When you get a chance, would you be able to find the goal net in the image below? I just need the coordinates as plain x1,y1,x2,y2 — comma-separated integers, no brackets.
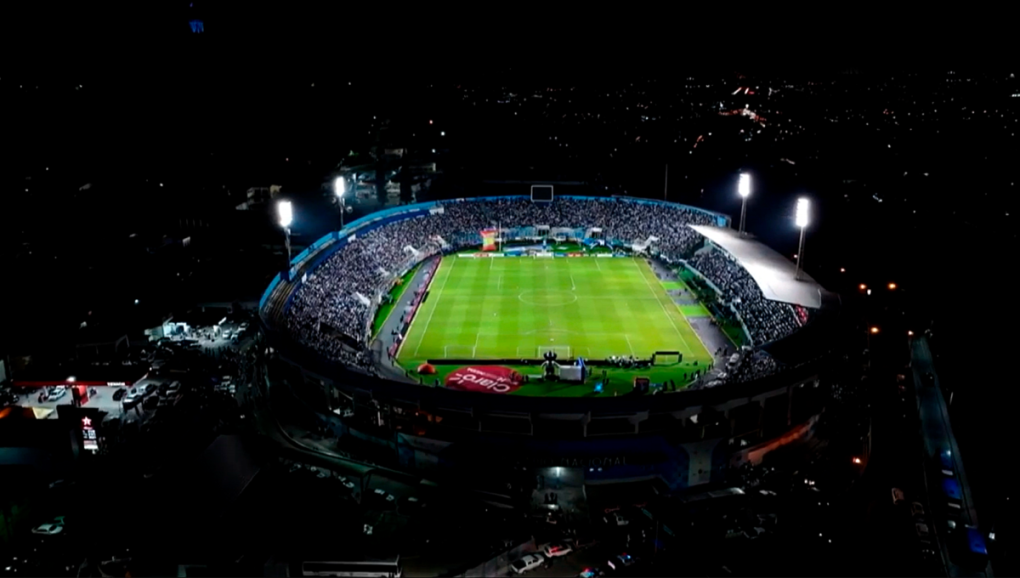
652,351,683,365
537,346,572,359
444,345,476,359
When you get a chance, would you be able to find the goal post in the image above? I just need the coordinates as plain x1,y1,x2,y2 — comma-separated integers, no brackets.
444,345,476,359
538,346,572,359
652,350,683,365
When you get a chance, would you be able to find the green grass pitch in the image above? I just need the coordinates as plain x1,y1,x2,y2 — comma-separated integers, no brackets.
396,256,714,397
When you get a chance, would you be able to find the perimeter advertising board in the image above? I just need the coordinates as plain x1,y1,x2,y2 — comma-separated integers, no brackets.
445,366,523,394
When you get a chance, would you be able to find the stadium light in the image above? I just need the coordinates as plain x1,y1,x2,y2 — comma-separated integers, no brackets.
738,173,751,235
278,200,293,273
334,176,348,230
794,197,810,280
278,200,293,228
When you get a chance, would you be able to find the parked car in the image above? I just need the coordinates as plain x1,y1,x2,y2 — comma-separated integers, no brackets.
112,388,127,401
510,554,545,574
579,568,604,578
123,390,144,408
910,502,926,518
606,553,637,571
916,523,931,540
543,543,573,558
32,519,65,536
48,386,68,401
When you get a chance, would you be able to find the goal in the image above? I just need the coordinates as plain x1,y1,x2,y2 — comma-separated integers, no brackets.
537,346,572,359
444,345,476,359
652,351,683,365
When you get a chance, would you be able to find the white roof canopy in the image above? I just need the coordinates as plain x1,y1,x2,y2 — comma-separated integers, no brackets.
689,225,825,309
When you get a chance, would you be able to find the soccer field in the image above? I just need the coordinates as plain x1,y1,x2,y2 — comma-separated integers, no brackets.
398,256,712,372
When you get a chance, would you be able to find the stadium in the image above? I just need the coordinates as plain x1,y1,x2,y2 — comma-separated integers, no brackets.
258,191,843,493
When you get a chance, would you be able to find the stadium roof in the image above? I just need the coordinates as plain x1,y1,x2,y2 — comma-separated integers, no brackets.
689,225,826,309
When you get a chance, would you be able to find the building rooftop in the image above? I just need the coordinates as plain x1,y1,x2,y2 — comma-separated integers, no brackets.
689,225,829,309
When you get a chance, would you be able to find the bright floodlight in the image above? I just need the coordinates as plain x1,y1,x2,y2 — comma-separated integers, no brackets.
334,176,345,197
278,200,293,228
796,197,810,228
738,173,751,197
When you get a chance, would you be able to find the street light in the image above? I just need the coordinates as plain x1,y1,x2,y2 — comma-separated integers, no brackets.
738,173,751,235
870,327,880,334
278,200,293,275
334,176,348,230
794,197,810,280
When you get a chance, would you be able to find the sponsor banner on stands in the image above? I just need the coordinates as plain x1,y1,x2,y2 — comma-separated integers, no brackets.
490,253,505,257
597,253,615,258
535,253,554,258
554,253,566,257
445,366,524,394
567,252,584,257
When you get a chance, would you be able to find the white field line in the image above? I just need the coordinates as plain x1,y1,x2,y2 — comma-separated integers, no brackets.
625,334,636,356
570,273,577,290
472,332,481,358
408,257,456,358
632,258,691,352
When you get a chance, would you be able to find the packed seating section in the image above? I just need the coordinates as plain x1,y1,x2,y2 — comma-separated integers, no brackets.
280,197,802,375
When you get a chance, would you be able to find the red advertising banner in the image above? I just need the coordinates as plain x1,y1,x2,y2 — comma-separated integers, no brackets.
445,366,524,394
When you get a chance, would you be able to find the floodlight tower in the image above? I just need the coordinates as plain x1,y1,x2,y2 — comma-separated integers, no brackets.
278,200,293,275
794,197,809,280
738,173,751,235
334,176,348,229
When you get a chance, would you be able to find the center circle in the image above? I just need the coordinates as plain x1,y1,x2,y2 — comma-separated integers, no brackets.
518,290,578,306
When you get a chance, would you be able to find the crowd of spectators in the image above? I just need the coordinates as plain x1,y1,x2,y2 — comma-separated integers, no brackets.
687,247,803,346
279,198,738,368
728,350,782,384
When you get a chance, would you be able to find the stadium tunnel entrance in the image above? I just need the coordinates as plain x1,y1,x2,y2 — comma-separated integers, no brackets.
532,466,588,525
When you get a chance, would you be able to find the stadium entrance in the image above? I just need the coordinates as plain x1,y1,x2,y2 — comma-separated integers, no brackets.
532,466,589,525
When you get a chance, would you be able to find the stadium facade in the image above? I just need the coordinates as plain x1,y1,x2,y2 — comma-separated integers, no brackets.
258,195,841,493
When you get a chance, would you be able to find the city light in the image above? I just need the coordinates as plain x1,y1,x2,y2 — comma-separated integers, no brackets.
859,284,867,290
840,268,846,273
738,173,751,198
870,327,880,334
888,282,897,290
908,330,914,336
67,376,76,383
852,457,862,464
795,197,810,228
278,200,293,228
334,176,345,198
